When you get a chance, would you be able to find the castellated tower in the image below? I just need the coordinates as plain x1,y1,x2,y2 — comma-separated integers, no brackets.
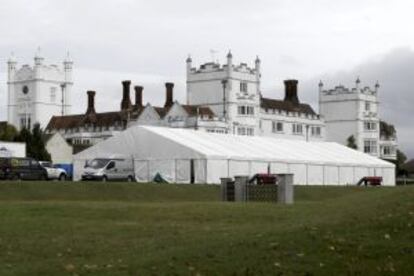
7,49,73,130
186,51,261,134
319,78,382,157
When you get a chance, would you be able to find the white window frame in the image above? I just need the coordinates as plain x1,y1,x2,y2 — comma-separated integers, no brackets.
237,105,254,116
364,121,377,131
364,140,378,154
272,121,284,133
311,126,321,137
292,123,303,135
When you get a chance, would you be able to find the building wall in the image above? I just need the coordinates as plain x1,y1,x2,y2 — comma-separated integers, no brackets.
259,111,325,141
46,133,73,164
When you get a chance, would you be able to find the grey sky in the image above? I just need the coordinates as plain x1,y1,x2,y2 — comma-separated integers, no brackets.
0,0,413,157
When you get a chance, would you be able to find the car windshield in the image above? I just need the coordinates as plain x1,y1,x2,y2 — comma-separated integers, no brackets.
40,162,52,168
85,159,110,169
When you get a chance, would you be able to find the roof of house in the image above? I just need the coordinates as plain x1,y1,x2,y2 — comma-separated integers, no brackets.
181,105,215,118
46,108,145,131
260,98,317,115
153,107,169,118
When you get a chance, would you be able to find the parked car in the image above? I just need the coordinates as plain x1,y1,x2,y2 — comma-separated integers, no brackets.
81,158,135,182
39,161,67,181
0,157,48,180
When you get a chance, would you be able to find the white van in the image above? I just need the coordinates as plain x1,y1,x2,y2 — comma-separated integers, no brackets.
81,158,135,182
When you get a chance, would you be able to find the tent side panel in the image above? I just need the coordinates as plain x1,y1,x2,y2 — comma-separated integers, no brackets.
149,160,175,183
382,167,396,186
250,162,270,175
207,159,228,184
339,167,354,185
176,160,191,183
288,164,306,185
229,160,250,177
307,165,324,185
324,166,339,185
271,162,289,174
194,159,207,184
135,160,149,182
73,159,86,181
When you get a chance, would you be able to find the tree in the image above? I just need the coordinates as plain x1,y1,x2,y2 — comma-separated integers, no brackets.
0,124,19,141
346,135,358,150
396,149,407,176
15,123,51,161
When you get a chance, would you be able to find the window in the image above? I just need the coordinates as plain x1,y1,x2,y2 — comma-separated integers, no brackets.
311,126,321,136
240,82,248,93
272,121,283,133
237,127,254,136
384,146,391,155
50,87,57,103
237,105,254,115
292,124,303,135
365,102,370,111
364,121,377,131
20,116,31,129
364,140,377,154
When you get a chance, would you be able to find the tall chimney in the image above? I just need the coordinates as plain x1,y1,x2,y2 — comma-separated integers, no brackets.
134,86,143,108
121,80,132,111
86,91,96,114
165,82,174,108
284,80,299,105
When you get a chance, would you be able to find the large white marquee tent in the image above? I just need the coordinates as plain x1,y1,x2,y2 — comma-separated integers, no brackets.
73,126,395,185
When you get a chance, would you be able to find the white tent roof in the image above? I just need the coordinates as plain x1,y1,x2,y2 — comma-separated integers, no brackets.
74,126,394,168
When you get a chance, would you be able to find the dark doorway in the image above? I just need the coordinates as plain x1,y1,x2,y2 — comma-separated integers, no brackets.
190,159,195,184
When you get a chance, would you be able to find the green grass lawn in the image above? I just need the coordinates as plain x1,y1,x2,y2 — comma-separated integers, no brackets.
0,182,413,275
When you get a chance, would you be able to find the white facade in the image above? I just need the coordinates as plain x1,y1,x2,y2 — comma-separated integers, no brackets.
319,79,397,160
259,110,325,141
0,141,26,157
7,50,73,130
187,53,325,141
45,133,73,164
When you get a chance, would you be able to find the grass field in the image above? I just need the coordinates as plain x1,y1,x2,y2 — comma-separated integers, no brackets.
0,182,413,275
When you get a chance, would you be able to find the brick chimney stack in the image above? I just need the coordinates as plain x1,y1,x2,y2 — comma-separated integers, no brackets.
134,85,143,108
164,82,174,108
86,91,96,114
284,80,299,105
121,80,132,111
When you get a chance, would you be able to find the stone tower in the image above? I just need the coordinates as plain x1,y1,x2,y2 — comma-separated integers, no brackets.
7,49,73,130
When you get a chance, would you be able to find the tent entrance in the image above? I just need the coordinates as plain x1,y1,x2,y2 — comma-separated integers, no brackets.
190,159,195,184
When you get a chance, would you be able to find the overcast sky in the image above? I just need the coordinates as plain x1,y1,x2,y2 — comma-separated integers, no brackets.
0,0,413,158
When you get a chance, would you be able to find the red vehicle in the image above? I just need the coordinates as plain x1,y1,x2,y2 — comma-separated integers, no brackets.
357,176,383,186
249,173,278,185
